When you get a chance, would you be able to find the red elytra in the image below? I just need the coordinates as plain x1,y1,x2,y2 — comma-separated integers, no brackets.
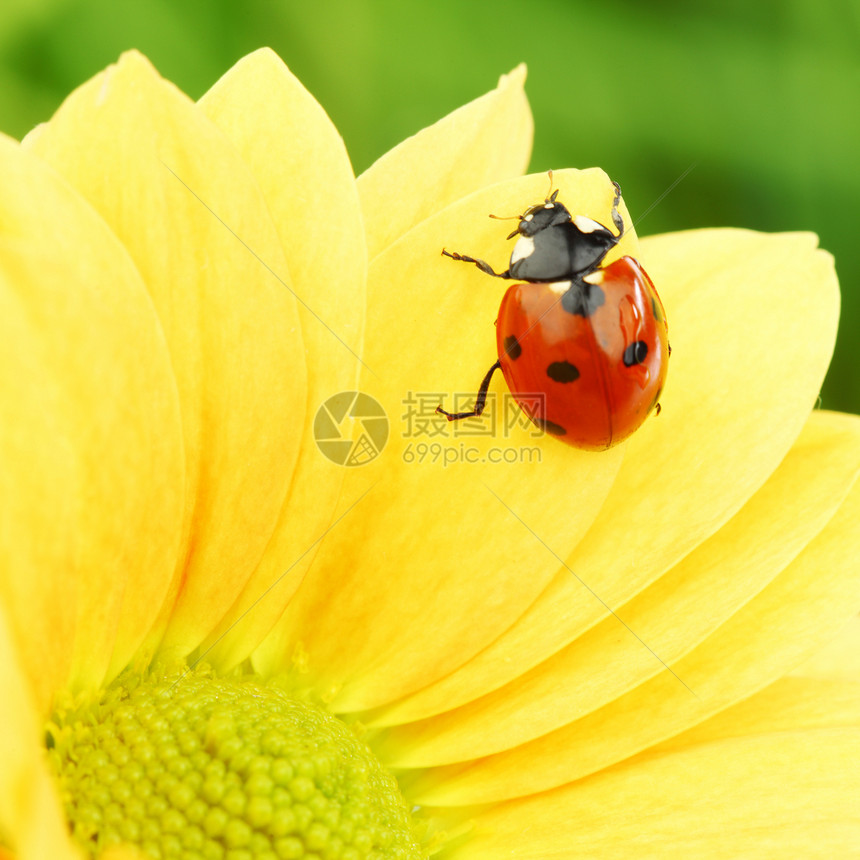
437,177,670,450
495,256,669,451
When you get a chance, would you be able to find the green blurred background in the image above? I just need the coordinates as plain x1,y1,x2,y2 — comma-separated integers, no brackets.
2,0,858,415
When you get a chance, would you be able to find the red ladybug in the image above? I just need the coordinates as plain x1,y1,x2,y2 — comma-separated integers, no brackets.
437,177,669,451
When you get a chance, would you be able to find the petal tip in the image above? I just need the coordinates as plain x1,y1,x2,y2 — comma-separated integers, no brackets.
499,63,528,89
115,49,157,74
97,50,162,99
238,46,286,73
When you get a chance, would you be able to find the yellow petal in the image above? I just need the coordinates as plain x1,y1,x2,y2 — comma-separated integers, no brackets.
357,65,532,260
411,464,860,804
650,675,860,754
26,52,308,656
260,171,630,710
450,729,860,859
196,49,366,667
375,410,860,762
0,604,79,860
380,227,840,722
0,133,183,700
790,614,860,681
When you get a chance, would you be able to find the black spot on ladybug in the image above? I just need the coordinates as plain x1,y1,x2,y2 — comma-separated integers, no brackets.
561,282,605,317
623,340,649,367
503,335,522,361
546,360,580,383
533,417,567,436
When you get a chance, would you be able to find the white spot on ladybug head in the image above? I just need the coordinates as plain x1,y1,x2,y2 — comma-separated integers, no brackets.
548,280,572,295
510,235,535,264
543,203,553,209
583,270,605,285
573,215,604,234
523,213,534,222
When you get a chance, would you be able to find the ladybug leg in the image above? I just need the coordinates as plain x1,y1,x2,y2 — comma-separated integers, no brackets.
610,180,625,237
436,360,502,421
442,249,511,279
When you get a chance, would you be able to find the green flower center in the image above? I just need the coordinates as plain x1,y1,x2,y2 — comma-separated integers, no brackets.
47,666,423,859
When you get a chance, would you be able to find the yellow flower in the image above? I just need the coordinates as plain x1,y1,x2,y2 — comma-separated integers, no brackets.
1,47,859,859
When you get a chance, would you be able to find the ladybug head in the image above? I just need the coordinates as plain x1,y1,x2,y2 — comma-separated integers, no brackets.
507,191,572,239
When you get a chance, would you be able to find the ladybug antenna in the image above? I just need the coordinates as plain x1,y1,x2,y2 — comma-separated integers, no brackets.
544,169,558,203
487,211,524,240
489,170,563,239
488,213,522,238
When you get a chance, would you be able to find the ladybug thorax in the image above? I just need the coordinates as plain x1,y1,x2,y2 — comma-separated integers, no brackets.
509,233,538,268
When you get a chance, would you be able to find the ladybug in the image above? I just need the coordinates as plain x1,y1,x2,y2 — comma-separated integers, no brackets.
436,176,669,451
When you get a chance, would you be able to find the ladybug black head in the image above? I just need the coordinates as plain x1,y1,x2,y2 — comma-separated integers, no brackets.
508,192,572,240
